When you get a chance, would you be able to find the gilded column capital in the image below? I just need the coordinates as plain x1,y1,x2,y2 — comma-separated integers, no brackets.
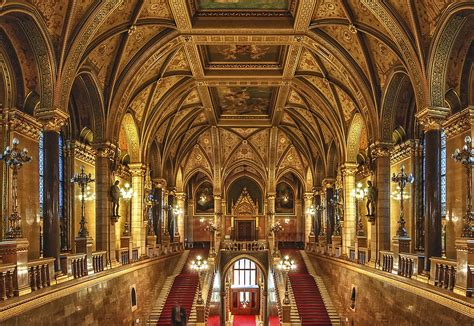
129,163,147,177
390,139,420,165
303,192,314,201
340,163,358,176
175,192,187,201
416,107,450,132
322,178,336,188
93,142,117,160
153,178,167,189
36,108,69,132
66,140,96,164
369,141,392,159
443,106,474,139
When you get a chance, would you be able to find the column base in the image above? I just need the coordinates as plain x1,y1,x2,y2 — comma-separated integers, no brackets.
75,236,94,273
392,236,411,273
454,237,474,297
0,238,31,296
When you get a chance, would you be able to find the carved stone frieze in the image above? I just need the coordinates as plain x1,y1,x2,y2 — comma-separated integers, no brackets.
442,106,474,140
1,108,42,141
67,140,97,165
369,141,392,159
390,139,420,165
93,142,117,160
416,107,450,132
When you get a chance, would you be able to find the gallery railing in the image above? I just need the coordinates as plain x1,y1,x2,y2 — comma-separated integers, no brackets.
221,240,268,251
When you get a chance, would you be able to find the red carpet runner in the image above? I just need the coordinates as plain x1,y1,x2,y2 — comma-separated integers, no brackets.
157,250,206,325
232,315,256,326
281,250,331,326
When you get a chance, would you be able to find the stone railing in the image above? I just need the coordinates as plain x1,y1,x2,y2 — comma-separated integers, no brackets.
0,264,16,300
131,247,140,262
91,251,107,273
118,248,130,265
60,253,87,279
221,240,268,251
398,253,424,278
348,246,356,262
26,258,55,291
379,251,394,273
430,257,457,291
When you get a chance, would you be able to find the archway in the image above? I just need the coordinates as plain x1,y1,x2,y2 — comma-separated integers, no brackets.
220,255,269,326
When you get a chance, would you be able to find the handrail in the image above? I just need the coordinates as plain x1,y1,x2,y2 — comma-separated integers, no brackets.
0,263,16,300
398,253,424,278
379,250,394,273
26,258,55,291
430,257,457,291
91,251,107,273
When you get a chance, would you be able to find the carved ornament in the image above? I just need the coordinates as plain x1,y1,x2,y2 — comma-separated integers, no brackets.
340,163,358,176
416,107,450,132
442,106,474,140
67,140,96,164
36,108,69,132
1,108,42,141
390,139,420,165
129,163,147,177
369,141,392,159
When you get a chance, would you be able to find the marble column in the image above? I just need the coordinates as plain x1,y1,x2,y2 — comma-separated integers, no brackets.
37,109,68,270
416,107,449,271
94,143,117,265
370,142,392,264
175,192,186,244
303,192,314,243
129,163,146,256
342,163,358,257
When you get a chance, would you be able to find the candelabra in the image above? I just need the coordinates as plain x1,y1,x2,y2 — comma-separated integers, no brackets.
0,138,32,239
120,183,133,236
278,255,296,305
391,165,413,237
351,182,366,236
191,255,208,304
329,188,343,236
71,166,95,238
452,136,474,238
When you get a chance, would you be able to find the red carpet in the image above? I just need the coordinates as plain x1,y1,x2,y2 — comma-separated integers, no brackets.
281,250,331,326
207,315,220,326
158,249,206,325
233,315,256,326
269,315,280,326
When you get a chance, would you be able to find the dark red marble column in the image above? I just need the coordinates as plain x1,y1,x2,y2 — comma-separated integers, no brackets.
326,186,335,243
42,131,60,270
423,129,442,271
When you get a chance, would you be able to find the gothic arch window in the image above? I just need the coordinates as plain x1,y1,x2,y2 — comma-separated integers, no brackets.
232,258,257,287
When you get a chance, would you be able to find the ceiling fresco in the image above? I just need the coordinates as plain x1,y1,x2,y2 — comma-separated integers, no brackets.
195,0,290,11
201,45,285,67
211,86,276,116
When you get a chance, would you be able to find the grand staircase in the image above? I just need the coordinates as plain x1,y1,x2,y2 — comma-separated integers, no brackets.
281,249,339,325
147,249,208,325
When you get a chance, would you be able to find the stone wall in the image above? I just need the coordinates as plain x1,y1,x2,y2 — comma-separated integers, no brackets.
1,253,181,325
308,254,473,325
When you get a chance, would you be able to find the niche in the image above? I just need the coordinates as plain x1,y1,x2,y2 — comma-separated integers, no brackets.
131,285,138,312
350,286,356,311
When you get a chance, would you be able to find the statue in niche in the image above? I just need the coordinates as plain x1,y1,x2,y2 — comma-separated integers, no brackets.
365,180,377,217
111,180,121,217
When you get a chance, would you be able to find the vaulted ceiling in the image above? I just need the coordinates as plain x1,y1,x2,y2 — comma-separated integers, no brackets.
2,0,473,189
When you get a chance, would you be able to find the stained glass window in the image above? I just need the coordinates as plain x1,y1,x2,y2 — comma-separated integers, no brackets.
232,259,257,287
39,132,44,216
440,130,447,217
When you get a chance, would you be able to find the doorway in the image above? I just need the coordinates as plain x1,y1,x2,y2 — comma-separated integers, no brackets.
236,221,255,241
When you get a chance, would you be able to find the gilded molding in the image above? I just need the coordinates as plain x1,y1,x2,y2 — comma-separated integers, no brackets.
390,139,419,165
0,108,42,141
442,106,474,140
93,142,117,160
369,141,392,159
340,163,358,176
36,108,69,132
129,163,147,177
66,140,96,165
416,107,450,132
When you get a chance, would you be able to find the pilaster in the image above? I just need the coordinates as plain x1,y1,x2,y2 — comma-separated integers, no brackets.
176,192,186,244
129,163,147,257
303,192,314,243
341,163,358,257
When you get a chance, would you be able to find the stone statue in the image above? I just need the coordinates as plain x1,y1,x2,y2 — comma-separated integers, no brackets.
365,180,377,216
111,180,120,217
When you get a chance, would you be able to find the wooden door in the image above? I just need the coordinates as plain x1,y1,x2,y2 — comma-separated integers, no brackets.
236,221,254,241
231,288,259,315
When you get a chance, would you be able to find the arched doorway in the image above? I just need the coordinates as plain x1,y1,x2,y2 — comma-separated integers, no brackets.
221,256,268,325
